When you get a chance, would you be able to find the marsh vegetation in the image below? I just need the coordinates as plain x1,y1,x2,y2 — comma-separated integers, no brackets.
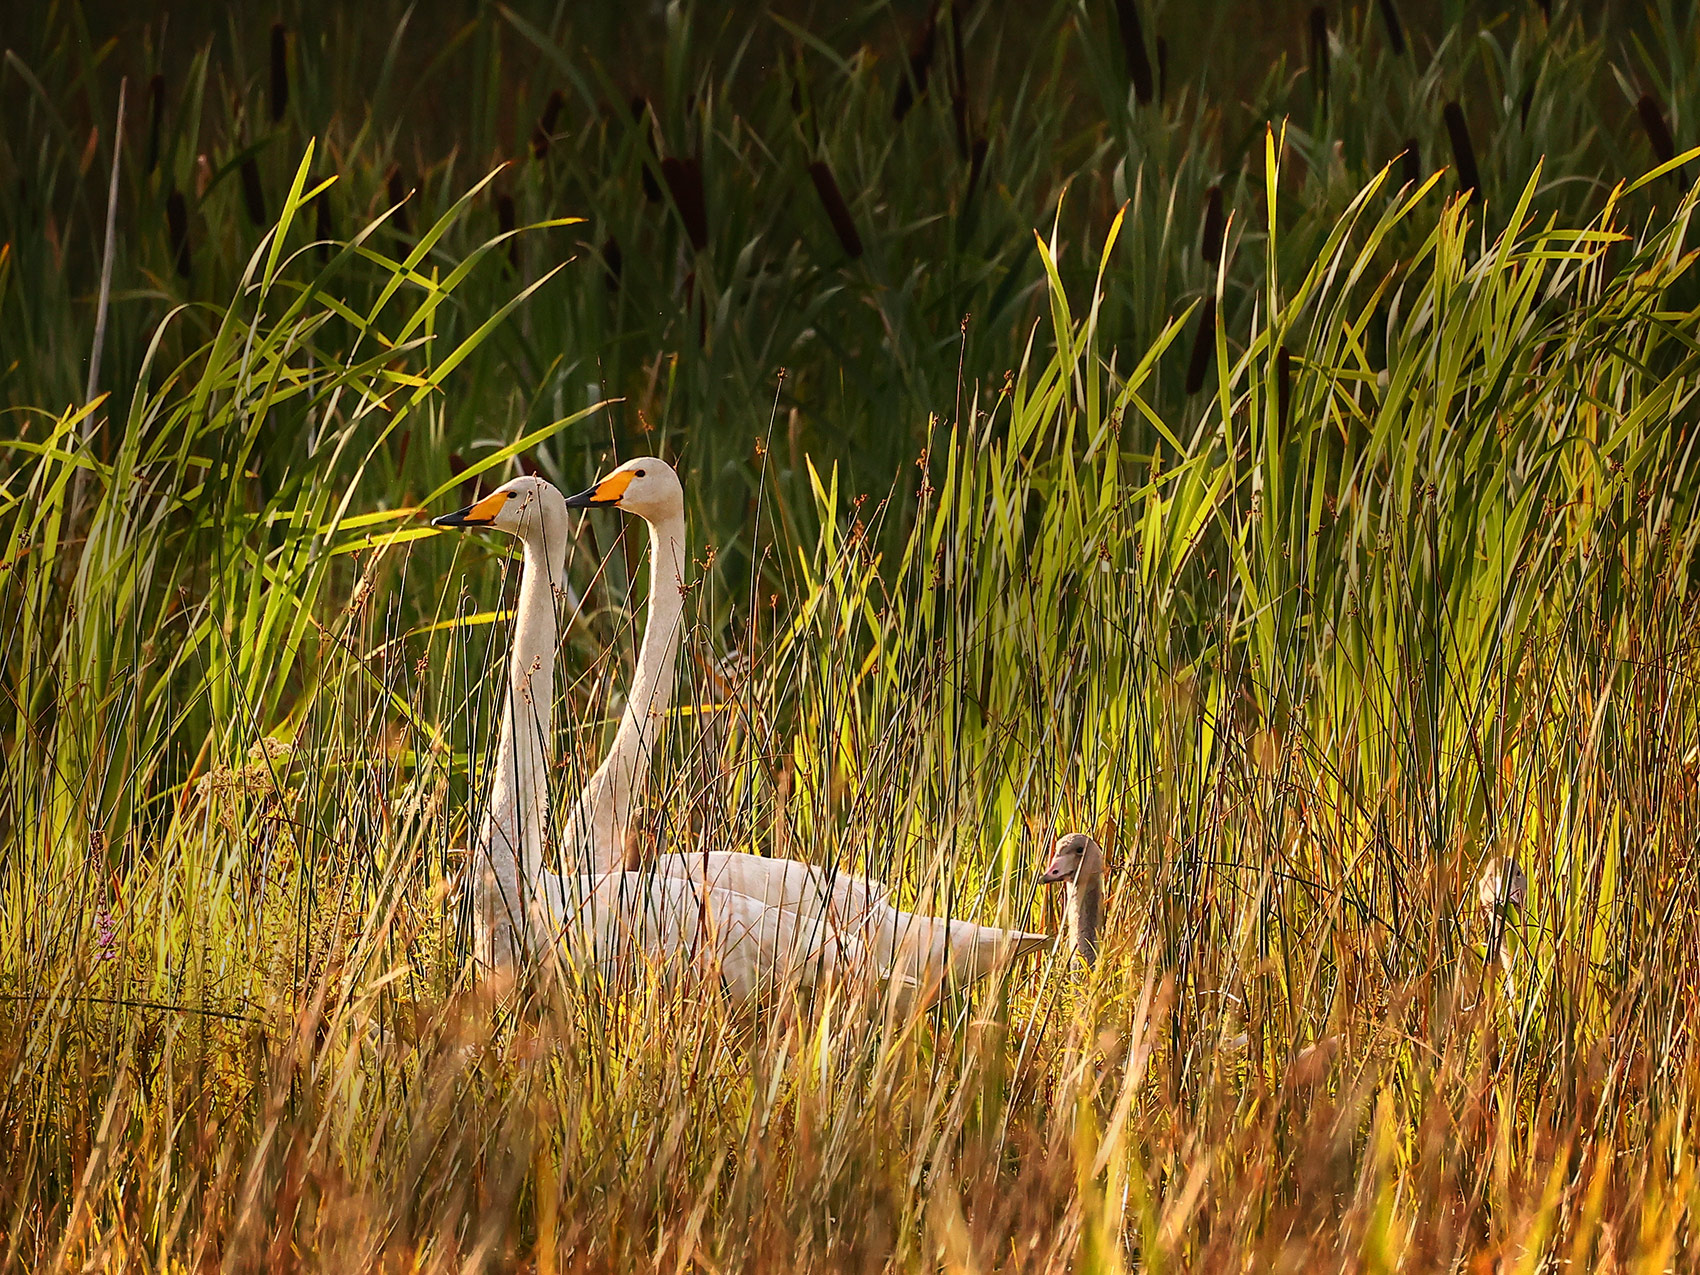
6,1,1700,1268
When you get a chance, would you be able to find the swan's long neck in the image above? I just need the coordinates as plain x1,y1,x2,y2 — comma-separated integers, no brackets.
1069,870,1102,966
574,508,687,873
478,532,566,951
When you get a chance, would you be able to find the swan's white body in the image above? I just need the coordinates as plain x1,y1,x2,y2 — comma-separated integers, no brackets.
551,870,861,1008
654,851,889,919
434,459,1048,995
656,850,1048,988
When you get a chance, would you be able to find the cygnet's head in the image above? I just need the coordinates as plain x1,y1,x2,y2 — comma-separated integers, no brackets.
1475,856,1527,916
1038,831,1104,887
562,456,683,523
432,473,570,543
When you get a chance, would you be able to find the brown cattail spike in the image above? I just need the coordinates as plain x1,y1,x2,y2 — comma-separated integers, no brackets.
1443,102,1479,202
166,188,191,278
1637,94,1681,172
601,236,622,291
240,155,267,226
495,193,517,271
387,166,411,236
661,156,708,252
146,74,165,174
1394,138,1421,188
1377,0,1406,56
1201,185,1225,265
964,136,989,214
631,98,662,202
893,10,937,121
531,90,565,159
1309,8,1329,106
949,1,971,160
269,23,288,123
1185,296,1216,395
1113,0,1154,106
808,161,863,259
314,180,332,260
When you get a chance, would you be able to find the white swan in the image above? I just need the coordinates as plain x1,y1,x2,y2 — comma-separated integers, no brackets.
432,464,686,963
432,457,1047,991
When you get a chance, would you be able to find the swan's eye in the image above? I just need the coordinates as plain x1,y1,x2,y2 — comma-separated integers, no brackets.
635,469,646,478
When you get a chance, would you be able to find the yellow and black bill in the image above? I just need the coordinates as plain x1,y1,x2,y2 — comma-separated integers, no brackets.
431,489,508,528
562,470,633,509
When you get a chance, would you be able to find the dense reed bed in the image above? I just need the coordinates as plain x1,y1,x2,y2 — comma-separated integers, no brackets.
7,1,1700,1269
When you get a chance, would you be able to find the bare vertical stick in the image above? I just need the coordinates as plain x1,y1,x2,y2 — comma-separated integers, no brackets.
76,77,126,518
86,78,127,407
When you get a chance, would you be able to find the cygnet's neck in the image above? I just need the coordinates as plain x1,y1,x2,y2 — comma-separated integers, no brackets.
1068,862,1103,967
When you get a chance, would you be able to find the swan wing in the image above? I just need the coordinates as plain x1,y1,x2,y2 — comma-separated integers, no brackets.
551,871,860,1007
654,851,890,922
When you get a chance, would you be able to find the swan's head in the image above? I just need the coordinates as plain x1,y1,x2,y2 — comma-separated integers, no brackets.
431,474,571,543
1038,832,1104,886
561,456,683,523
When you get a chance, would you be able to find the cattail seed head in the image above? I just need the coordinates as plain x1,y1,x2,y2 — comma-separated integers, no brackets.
661,156,708,252
601,236,622,291
531,89,565,159
239,155,266,226
166,187,191,278
387,165,412,236
1185,296,1217,395
1401,137,1420,187
1201,185,1225,265
1377,0,1406,56
808,161,863,259
314,176,333,260
1637,94,1681,176
269,23,288,123
893,12,937,121
1443,101,1479,202
964,136,989,214
1309,8,1330,106
495,191,517,271
146,74,165,174
1113,0,1154,107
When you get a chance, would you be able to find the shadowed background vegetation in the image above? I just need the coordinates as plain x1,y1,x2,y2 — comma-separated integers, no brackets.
6,0,1700,1270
